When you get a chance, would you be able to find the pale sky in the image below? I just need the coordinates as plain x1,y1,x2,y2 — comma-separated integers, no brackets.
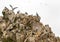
0,0,60,37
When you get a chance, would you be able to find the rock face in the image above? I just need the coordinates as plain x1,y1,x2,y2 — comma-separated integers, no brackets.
0,6,60,42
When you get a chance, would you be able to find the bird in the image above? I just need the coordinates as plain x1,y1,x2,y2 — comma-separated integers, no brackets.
17,10,20,14
25,12,28,14
10,5,18,11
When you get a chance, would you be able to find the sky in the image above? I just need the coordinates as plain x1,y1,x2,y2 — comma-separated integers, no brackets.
0,0,60,37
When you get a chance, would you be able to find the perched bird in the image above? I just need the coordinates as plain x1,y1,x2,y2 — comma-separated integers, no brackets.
36,12,41,22
25,12,28,14
17,10,20,14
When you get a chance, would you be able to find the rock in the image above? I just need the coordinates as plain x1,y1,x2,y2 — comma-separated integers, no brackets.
0,6,60,42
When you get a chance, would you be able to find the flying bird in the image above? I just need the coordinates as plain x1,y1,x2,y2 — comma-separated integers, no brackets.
10,5,18,11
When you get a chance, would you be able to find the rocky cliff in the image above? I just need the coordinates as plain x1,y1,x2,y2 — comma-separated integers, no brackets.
0,5,60,42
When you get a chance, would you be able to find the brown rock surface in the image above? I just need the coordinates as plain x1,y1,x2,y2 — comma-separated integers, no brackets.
0,5,60,42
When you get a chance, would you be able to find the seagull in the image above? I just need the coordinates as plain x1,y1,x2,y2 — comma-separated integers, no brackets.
10,5,18,11
17,10,20,14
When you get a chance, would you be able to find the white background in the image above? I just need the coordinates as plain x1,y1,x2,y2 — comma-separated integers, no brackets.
0,0,60,37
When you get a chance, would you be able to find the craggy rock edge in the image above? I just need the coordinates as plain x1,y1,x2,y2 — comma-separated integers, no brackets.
0,5,60,42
